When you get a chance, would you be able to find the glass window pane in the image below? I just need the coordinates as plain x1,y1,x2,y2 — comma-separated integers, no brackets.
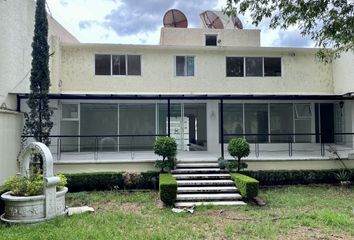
95,54,111,75
80,104,118,152
295,104,312,118
295,119,312,143
244,104,268,143
186,56,194,76
264,57,281,76
119,104,156,151
62,104,78,119
205,35,217,46
60,121,79,152
112,55,126,75
246,57,263,77
127,55,141,75
176,56,185,76
223,104,243,142
270,104,293,142
226,57,244,77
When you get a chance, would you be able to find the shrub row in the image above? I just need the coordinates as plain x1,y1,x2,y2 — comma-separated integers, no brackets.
241,169,354,186
159,173,177,206
230,173,259,199
65,171,159,192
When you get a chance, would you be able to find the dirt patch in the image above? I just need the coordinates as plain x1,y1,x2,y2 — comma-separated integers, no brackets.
279,227,353,240
92,201,142,214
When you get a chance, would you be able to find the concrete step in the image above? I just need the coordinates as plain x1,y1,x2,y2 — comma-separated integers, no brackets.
177,160,218,163
172,168,221,174
173,174,231,180
175,201,246,207
176,193,242,201
176,163,219,168
177,186,238,193
177,179,235,186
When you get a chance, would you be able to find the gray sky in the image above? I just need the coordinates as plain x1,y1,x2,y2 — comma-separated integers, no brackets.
47,0,314,47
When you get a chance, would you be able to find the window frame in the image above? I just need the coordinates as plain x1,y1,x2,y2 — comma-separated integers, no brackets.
94,54,142,76
205,34,218,46
263,57,282,77
226,56,245,77
175,55,195,77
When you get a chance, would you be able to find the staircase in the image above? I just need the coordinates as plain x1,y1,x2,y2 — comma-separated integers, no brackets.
172,160,246,207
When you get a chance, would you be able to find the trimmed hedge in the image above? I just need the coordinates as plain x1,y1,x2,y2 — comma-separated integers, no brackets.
242,169,354,186
159,173,177,206
231,173,259,199
64,171,160,192
65,172,124,192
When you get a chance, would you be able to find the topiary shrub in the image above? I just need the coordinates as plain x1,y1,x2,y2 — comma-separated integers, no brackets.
154,137,177,172
231,173,259,199
227,138,250,172
159,173,177,206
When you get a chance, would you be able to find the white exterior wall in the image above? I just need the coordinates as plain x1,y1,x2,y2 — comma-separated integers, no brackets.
160,27,260,47
333,52,354,95
0,0,35,109
0,111,22,184
57,45,333,95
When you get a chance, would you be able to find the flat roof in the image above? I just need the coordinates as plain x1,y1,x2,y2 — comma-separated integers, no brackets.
17,93,351,100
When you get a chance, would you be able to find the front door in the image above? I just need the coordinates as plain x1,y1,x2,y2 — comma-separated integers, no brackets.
320,103,334,143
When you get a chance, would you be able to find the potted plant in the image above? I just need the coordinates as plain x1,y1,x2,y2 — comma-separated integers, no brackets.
154,137,177,173
227,138,250,172
334,170,351,187
1,174,68,223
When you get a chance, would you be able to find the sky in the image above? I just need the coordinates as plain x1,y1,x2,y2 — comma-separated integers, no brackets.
46,0,315,48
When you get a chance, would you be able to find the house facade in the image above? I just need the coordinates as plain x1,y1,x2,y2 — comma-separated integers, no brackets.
1,1,354,181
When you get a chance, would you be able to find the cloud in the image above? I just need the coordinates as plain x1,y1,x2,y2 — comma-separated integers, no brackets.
100,0,220,36
273,30,314,48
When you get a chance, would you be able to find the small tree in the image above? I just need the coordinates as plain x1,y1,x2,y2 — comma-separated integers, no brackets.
154,137,177,172
23,0,53,169
228,138,250,172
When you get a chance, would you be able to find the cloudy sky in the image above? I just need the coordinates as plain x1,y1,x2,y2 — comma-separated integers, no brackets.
46,0,315,47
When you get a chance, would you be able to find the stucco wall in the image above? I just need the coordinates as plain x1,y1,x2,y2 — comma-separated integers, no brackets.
333,52,354,95
58,45,333,94
160,27,260,47
0,0,35,109
0,111,22,184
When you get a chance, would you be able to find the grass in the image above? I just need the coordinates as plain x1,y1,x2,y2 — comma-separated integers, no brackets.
1,185,353,239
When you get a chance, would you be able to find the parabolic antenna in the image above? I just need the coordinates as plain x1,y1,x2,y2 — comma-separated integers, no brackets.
232,16,243,29
163,9,188,28
200,10,224,29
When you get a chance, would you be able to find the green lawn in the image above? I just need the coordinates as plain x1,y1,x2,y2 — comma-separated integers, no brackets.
1,185,353,240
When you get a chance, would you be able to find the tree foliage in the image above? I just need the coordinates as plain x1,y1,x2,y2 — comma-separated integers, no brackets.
224,0,354,62
24,0,53,146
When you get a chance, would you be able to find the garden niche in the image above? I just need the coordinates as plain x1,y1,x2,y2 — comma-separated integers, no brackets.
1,142,67,224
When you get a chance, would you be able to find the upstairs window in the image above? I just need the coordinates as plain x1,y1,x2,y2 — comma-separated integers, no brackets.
226,57,244,77
95,54,111,75
205,35,217,46
245,57,263,77
176,56,195,76
112,55,126,75
264,57,281,76
95,54,141,76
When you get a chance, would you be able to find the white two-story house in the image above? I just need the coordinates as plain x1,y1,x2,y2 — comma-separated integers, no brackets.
1,1,354,180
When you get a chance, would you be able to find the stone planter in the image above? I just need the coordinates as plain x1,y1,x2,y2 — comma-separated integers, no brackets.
0,187,68,224
340,181,351,187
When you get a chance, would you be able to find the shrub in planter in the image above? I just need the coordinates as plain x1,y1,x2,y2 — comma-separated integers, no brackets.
154,137,177,172
159,173,177,206
3,174,67,197
227,138,250,172
230,173,259,199
335,169,352,186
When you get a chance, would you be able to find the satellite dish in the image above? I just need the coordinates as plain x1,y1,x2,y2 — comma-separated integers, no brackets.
163,9,188,28
232,16,243,29
200,10,224,29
